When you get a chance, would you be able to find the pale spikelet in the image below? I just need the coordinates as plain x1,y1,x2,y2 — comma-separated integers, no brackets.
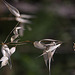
33,39,62,75
0,44,16,68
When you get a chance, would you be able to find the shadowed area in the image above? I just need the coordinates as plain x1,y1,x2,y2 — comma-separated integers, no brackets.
0,0,75,75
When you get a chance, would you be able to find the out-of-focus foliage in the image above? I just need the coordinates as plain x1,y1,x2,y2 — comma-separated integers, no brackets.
0,0,75,75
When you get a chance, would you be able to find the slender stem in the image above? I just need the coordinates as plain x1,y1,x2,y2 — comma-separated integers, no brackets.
7,43,26,46
7,40,33,45
4,22,20,43
0,17,15,21
0,40,33,46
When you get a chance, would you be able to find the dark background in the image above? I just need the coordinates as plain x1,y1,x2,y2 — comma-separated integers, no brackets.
0,0,75,75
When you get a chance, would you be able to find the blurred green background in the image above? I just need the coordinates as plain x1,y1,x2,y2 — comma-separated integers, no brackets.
0,0,75,75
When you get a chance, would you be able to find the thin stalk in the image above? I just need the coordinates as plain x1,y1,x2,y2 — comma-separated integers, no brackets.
0,17,15,21
4,22,20,43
